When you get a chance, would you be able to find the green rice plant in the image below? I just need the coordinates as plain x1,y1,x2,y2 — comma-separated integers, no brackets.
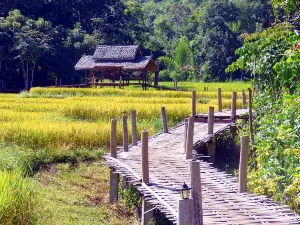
0,171,37,225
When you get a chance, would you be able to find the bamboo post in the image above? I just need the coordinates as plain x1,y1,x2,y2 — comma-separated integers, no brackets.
218,88,222,112
231,92,237,121
110,118,117,158
207,107,215,161
192,90,196,117
208,106,214,135
142,130,149,184
142,199,153,225
239,135,249,193
161,105,168,133
177,199,193,225
131,110,137,146
122,111,128,152
109,168,119,203
242,90,247,127
186,116,195,160
183,118,189,153
190,161,203,225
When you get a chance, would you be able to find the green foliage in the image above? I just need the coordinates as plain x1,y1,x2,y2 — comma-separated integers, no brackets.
0,170,38,224
248,95,300,213
227,23,300,100
120,186,142,210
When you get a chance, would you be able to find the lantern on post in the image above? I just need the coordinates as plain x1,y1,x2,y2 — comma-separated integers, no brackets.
179,182,192,199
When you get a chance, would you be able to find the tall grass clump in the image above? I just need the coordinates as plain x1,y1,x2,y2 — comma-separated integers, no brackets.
0,171,37,224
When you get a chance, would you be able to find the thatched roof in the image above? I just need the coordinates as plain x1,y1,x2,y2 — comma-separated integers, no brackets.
75,55,157,72
75,45,158,72
93,45,141,61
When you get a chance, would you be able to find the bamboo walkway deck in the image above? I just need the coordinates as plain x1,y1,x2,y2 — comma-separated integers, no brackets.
104,122,300,224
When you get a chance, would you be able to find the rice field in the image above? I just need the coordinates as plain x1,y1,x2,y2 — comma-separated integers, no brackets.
0,84,249,150
0,82,250,224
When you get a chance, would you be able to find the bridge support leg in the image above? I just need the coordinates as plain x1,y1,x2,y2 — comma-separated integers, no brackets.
177,199,193,225
218,88,222,112
231,92,237,121
190,161,203,225
208,107,215,162
192,91,196,117
242,90,247,127
186,116,195,160
161,106,168,133
239,135,249,193
123,111,129,152
109,168,119,203
141,199,153,225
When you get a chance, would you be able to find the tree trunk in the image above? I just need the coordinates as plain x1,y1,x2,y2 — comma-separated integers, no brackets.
30,60,37,89
21,59,29,90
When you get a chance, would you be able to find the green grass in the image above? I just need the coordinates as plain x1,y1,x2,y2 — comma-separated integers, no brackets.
0,171,38,225
34,162,139,225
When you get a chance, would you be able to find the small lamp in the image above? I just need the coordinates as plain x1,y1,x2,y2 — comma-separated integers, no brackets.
179,182,191,199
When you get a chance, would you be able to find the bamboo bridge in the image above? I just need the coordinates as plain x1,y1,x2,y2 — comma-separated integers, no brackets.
104,90,300,225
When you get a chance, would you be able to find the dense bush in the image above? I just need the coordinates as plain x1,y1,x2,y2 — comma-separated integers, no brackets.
248,94,300,213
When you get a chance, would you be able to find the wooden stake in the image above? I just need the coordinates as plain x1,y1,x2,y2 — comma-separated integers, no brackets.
218,88,222,112
186,116,195,160
239,135,249,193
109,168,119,203
208,107,215,161
183,118,189,153
110,118,117,158
192,90,197,117
131,110,137,146
242,90,247,127
208,106,214,135
177,199,193,225
190,161,203,225
142,199,153,225
231,92,237,120
161,106,168,133
142,130,149,184
122,111,128,152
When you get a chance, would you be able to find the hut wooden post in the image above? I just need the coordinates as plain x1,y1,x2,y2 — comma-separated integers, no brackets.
55,78,58,87
231,92,237,121
131,110,137,146
239,135,249,193
142,199,153,225
177,199,193,225
218,88,222,112
161,106,168,133
192,91,197,117
142,130,149,184
186,116,195,160
122,111,129,152
190,161,203,225
183,118,189,153
154,71,159,86
119,76,122,89
109,168,119,203
207,106,215,161
110,119,117,158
